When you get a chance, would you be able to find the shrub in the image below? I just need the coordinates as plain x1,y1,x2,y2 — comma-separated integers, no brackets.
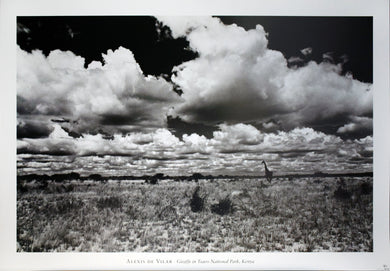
97,196,122,210
17,182,28,194
50,196,84,215
360,182,372,195
211,196,233,215
46,183,75,193
37,179,49,190
147,173,164,185
338,177,346,186
190,186,205,212
64,183,74,193
149,178,158,185
334,185,351,200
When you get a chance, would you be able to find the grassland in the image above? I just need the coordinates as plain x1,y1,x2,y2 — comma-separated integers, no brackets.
17,176,373,252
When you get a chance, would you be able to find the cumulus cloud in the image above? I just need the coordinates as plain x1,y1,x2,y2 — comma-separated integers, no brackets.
18,124,180,157
17,46,182,134
210,123,264,153
18,17,372,139
279,61,372,128
337,116,372,134
157,17,372,132
157,16,268,58
17,118,53,139
155,17,215,39
18,123,372,176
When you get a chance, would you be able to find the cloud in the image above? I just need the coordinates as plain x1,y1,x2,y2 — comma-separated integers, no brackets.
18,123,372,176
157,16,268,58
288,56,304,64
300,47,312,56
337,116,372,134
279,61,372,128
340,54,349,64
17,22,31,34
18,124,180,157
17,46,182,133
211,123,264,149
322,52,334,63
17,118,53,139
182,133,211,154
157,17,372,133
260,127,342,153
18,17,372,139
172,48,289,123
262,121,278,130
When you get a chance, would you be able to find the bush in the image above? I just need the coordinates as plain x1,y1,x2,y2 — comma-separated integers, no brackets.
149,178,158,185
334,185,351,200
190,186,205,212
46,183,75,193
17,182,28,194
211,196,234,215
50,196,84,215
37,179,49,190
360,182,372,195
97,196,122,209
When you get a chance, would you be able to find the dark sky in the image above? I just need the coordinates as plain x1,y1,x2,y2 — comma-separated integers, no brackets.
17,16,197,78
17,16,372,83
218,16,372,83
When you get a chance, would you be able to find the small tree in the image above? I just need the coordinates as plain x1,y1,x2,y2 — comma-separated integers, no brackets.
148,173,164,185
190,186,205,212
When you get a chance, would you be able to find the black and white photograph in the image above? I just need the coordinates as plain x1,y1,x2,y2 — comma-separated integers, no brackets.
16,15,375,253
1,0,389,269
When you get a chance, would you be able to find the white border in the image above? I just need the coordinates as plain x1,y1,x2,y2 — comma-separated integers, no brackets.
0,0,389,270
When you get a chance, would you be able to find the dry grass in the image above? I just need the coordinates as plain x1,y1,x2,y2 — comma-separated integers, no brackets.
17,177,372,252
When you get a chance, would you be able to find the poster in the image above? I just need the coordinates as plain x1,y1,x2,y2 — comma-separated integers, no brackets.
0,0,389,270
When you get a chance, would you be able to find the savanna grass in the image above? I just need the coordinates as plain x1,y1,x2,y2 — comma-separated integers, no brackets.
17,177,373,252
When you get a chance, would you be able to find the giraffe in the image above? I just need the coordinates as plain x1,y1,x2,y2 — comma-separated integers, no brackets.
261,160,273,183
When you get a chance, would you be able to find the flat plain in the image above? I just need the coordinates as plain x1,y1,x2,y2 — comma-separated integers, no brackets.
17,176,373,252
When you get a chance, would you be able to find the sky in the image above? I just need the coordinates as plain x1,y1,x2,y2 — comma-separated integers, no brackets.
16,16,373,176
